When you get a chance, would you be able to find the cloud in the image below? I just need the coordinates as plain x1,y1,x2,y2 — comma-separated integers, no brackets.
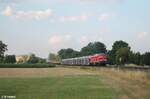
80,0,123,3
59,14,88,22
49,34,71,46
0,0,17,3
137,32,148,39
78,35,103,46
48,34,104,52
98,13,113,21
59,0,125,4
1,6,116,22
1,6,13,16
0,0,124,4
1,6,53,20
78,36,89,45
48,34,72,51
15,9,52,20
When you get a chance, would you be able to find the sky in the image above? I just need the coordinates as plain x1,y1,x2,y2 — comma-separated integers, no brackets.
0,0,150,58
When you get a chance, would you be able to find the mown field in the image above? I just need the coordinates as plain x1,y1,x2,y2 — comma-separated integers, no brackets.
0,66,150,99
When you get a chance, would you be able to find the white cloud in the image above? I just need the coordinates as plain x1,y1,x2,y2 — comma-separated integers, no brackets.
49,34,104,52
1,6,13,16
15,9,52,20
98,13,113,21
137,32,148,39
78,36,89,46
49,34,72,45
78,35,103,46
0,0,124,4
49,36,63,46
48,34,72,51
80,0,123,3
59,0,124,4
59,14,88,22
1,6,53,20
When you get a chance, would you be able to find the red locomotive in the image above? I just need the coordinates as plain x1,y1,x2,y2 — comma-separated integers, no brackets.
61,53,107,66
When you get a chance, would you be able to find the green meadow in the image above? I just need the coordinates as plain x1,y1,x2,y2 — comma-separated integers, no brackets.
0,67,149,99
0,76,119,99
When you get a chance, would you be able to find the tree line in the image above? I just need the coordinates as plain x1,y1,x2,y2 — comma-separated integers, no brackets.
56,40,150,66
0,41,46,64
0,40,150,65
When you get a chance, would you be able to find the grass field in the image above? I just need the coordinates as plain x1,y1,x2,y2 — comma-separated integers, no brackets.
0,66,150,99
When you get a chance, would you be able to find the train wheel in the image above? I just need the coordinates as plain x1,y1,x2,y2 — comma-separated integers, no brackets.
90,63,93,66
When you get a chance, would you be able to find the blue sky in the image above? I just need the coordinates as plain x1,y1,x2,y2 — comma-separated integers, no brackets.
0,0,150,58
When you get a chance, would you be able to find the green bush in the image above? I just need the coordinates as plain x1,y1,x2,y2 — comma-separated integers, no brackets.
0,63,55,68
3,55,16,63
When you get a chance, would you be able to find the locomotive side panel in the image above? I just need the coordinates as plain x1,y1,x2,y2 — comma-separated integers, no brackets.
88,54,107,65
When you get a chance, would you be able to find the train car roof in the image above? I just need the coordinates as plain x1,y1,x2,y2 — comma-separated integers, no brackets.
61,53,106,61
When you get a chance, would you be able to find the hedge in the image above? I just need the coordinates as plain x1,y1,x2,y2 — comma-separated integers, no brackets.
0,63,55,68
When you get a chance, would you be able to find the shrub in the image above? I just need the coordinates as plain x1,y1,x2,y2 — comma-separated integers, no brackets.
3,55,16,63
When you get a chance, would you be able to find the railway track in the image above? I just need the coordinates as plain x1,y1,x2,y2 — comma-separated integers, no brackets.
117,66,150,71
58,65,150,71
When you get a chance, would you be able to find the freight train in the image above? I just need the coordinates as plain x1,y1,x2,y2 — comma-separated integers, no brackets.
61,53,107,66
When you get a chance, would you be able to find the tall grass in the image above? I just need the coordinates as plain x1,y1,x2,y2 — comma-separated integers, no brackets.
82,67,150,85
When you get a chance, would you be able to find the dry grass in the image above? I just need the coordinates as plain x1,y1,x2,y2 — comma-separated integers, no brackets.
82,67,150,99
92,68,150,84
0,67,94,78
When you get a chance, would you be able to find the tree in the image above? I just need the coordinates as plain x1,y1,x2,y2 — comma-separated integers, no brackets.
27,53,39,63
142,52,150,65
15,53,46,64
48,53,60,62
128,52,142,65
116,47,130,65
134,52,141,65
107,50,114,65
58,42,106,59
112,40,130,53
80,43,93,56
128,51,135,64
80,42,106,56
16,55,29,63
0,41,7,62
38,58,46,63
108,40,130,64
3,55,16,63
58,48,80,59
